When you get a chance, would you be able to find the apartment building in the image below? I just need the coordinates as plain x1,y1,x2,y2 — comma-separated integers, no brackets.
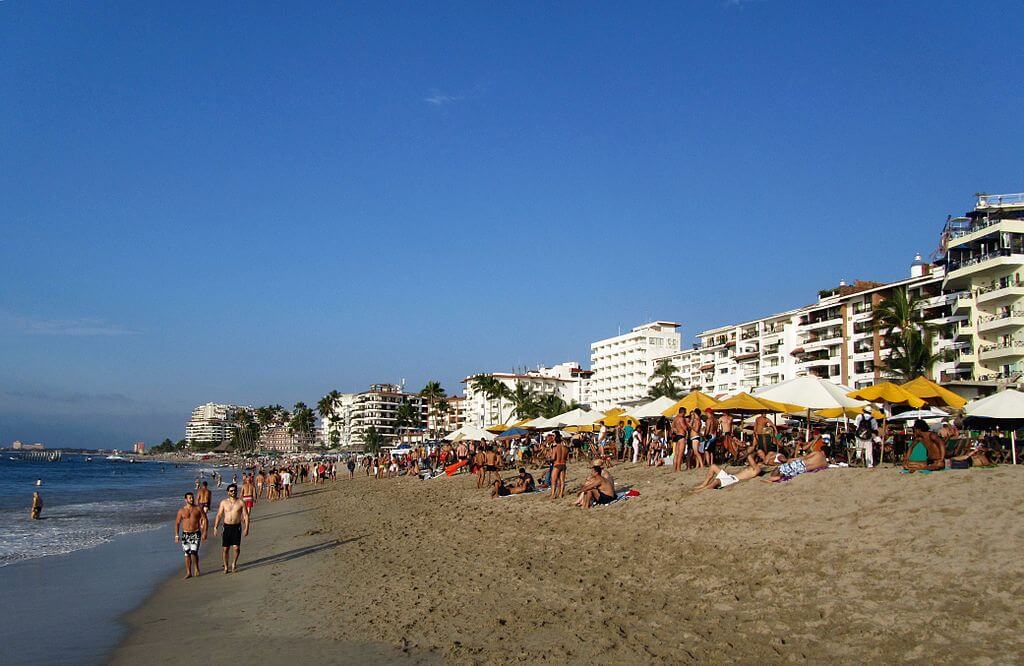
259,424,316,452
427,395,468,436
184,402,242,444
321,392,357,448
463,362,590,427
349,384,427,446
589,322,682,410
941,192,1024,386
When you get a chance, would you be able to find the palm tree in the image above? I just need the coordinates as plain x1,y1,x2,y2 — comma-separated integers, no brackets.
535,393,569,419
395,398,420,440
508,381,538,420
288,402,316,449
648,359,684,400
433,398,450,437
363,425,384,455
874,288,940,381
419,381,447,438
317,391,341,448
470,374,510,425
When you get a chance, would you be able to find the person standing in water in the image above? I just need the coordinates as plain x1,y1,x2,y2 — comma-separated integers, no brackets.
174,492,208,579
213,484,249,574
30,492,43,519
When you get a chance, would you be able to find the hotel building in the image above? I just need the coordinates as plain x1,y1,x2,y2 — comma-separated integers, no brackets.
349,384,428,447
589,322,682,410
185,402,243,445
941,192,1024,386
463,362,592,427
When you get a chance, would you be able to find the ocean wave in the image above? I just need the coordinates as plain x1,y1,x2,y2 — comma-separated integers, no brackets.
0,496,180,566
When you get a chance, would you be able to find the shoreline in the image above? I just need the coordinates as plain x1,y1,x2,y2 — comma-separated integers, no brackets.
112,463,1024,663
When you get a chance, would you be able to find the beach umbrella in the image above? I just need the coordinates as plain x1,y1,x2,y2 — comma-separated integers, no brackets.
497,426,530,438
899,376,968,409
444,425,496,442
846,382,926,408
886,407,950,422
599,412,639,427
625,396,678,420
756,376,867,439
964,389,1024,464
712,392,802,414
661,391,719,417
816,406,884,419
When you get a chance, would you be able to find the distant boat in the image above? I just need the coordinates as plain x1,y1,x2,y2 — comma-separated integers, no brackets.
106,455,127,461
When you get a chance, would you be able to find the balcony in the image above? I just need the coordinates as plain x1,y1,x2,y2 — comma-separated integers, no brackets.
800,316,843,331
979,340,1024,361
953,295,974,312
946,248,1024,283
977,311,1024,333
954,321,975,339
977,280,1024,305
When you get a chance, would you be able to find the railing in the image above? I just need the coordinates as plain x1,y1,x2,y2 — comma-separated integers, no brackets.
978,310,1024,324
977,279,1024,294
948,248,1020,272
979,340,1024,353
977,192,1024,208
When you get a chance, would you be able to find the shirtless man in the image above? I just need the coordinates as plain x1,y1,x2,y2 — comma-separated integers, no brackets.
688,409,704,469
30,492,43,520
753,412,776,453
197,481,212,515
575,460,616,508
213,484,249,573
456,441,469,468
483,446,502,486
694,460,764,491
703,410,721,466
509,467,536,494
241,474,256,514
490,478,511,498
764,450,828,482
255,470,265,499
550,435,570,500
671,408,688,472
174,492,208,579
473,448,487,489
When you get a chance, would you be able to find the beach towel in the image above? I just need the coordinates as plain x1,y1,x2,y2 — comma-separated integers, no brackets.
596,490,638,507
498,489,541,498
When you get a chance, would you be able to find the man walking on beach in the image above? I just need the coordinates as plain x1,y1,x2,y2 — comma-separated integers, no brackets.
174,492,208,579
213,484,250,574
197,481,212,514
671,408,687,472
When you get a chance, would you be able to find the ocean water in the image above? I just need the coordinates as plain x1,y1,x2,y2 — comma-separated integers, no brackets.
0,453,215,565
0,453,237,665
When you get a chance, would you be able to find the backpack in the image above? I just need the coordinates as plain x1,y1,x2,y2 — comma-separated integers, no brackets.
855,416,876,440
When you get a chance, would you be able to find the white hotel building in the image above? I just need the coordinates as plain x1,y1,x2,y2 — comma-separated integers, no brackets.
185,402,243,444
588,321,682,410
463,361,593,427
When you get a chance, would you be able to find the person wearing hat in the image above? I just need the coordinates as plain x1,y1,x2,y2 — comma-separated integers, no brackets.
574,460,616,508
853,405,879,468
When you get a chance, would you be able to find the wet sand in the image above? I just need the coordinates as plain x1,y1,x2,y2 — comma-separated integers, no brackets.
115,463,1024,663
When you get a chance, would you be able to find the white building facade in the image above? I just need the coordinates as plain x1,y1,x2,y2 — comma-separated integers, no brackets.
589,321,682,410
185,402,242,444
462,362,590,428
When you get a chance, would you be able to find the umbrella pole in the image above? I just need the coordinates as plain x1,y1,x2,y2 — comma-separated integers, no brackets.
806,408,811,442
1013,430,1018,466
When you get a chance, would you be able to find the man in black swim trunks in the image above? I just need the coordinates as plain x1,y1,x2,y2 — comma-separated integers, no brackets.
213,484,249,573
575,460,616,508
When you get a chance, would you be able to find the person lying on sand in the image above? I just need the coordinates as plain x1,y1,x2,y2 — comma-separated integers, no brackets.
490,478,511,498
694,461,764,491
508,468,535,494
949,440,995,468
763,450,828,482
749,449,787,468
574,460,616,508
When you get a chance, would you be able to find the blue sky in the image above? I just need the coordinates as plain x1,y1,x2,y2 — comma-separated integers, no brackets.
2,2,1022,448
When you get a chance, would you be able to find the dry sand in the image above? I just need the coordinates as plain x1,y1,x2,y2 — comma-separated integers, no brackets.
114,463,1024,664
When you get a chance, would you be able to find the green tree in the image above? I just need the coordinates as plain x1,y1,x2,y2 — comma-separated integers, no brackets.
470,374,512,424
508,381,539,419
317,391,341,448
395,398,420,438
873,288,940,381
535,393,569,419
419,381,447,437
648,358,684,400
230,409,260,452
288,402,316,447
363,425,384,454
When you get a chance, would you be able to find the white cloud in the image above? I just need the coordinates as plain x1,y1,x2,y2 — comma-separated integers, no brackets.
3,311,140,336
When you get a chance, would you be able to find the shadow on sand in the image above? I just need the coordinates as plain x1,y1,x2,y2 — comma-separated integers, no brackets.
239,535,363,571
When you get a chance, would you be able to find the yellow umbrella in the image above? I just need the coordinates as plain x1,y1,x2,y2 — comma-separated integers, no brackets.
600,413,638,427
485,418,531,433
661,391,720,416
846,382,926,408
712,392,803,414
900,376,968,409
816,406,885,419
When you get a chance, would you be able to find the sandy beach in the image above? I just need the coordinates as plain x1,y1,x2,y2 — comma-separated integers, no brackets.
114,463,1024,663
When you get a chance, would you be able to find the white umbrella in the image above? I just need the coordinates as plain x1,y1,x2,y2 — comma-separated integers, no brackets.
887,407,949,422
964,389,1024,464
756,376,867,439
443,425,496,442
626,396,678,420
549,407,593,428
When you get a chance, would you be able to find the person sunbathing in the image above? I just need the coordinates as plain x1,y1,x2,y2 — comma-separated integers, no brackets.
764,450,828,482
749,449,787,468
508,468,536,494
694,461,764,491
904,420,946,472
574,461,616,508
950,441,995,468
490,478,511,498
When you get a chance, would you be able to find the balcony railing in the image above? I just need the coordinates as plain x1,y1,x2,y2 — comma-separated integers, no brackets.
979,340,1024,353
948,248,1022,272
977,192,1024,208
978,310,1024,323
977,279,1024,294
